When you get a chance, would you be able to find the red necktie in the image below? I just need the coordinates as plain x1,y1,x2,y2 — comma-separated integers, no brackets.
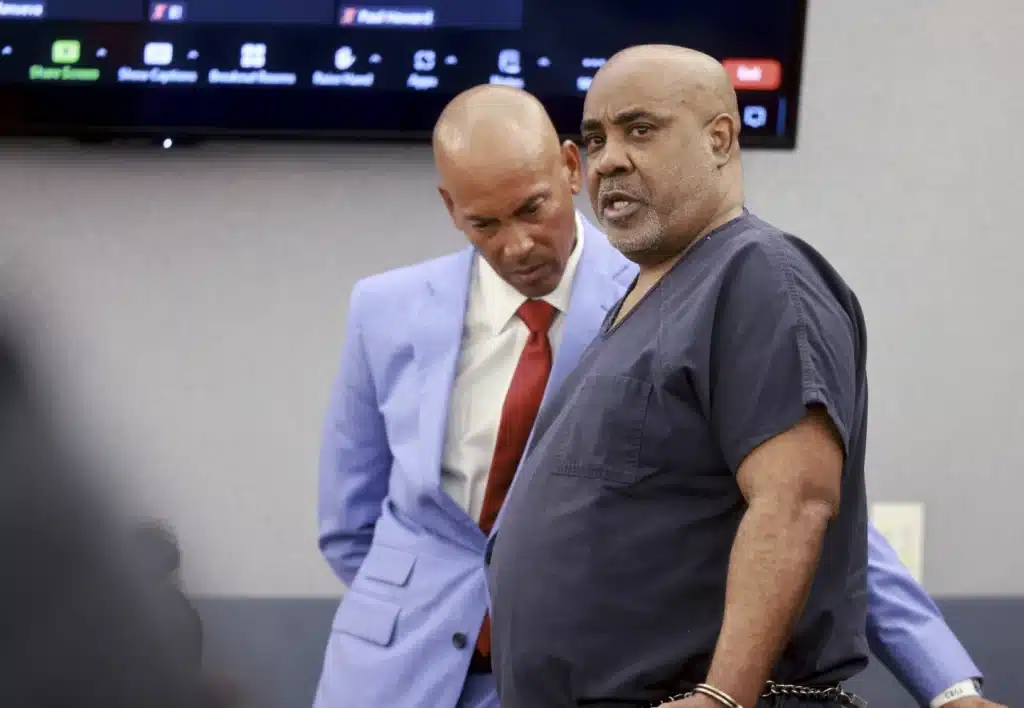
473,299,556,661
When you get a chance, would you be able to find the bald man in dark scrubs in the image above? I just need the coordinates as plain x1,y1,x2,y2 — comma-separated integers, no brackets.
487,45,869,708
317,84,997,708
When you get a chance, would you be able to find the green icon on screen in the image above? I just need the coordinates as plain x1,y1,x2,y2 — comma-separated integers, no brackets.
51,40,81,64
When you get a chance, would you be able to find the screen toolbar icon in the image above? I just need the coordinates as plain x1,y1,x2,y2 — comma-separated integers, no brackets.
498,49,520,75
144,42,173,66
413,49,435,72
334,47,356,71
742,105,768,128
240,43,266,69
52,40,80,65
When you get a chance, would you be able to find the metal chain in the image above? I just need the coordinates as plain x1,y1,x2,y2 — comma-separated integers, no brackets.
764,681,866,707
653,681,866,707
654,691,695,705
765,680,841,700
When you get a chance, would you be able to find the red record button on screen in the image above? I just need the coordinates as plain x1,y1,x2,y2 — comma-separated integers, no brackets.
722,58,782,90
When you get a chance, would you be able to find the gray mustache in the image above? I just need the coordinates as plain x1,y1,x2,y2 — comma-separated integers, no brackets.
598,185,646,202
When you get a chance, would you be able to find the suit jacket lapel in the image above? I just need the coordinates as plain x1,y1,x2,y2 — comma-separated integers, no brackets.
414,248,474,492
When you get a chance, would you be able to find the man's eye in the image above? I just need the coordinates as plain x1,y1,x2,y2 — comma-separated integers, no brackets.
630,124,652,137
583,136,604,150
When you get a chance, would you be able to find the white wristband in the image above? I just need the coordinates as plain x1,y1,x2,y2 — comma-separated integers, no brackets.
930,679,981,707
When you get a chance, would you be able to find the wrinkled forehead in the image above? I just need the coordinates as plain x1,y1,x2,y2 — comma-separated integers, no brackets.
582,62,684,127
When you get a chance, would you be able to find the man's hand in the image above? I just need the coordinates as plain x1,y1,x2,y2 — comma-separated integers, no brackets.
947,699,1007,708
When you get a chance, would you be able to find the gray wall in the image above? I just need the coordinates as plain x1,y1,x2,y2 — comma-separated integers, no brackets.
0,0,1021,705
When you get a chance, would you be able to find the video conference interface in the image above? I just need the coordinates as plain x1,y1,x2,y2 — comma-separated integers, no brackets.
0,28,789,135
0,0,521,27
0,0,802,143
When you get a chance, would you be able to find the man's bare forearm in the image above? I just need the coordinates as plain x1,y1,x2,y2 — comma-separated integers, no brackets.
704,498,833,706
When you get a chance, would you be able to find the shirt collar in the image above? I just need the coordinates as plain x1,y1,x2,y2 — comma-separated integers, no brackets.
476,211,585,333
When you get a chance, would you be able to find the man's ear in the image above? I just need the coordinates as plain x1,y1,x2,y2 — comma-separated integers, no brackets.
561,139,583,195
708,113,739,167
438,186,458,225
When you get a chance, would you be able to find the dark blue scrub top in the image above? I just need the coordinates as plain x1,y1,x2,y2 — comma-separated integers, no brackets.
487,212,871,708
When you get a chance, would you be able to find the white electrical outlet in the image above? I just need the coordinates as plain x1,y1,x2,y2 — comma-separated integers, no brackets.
870,502,925,583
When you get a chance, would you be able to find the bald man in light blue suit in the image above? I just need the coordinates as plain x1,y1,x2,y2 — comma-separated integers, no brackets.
312,85,989,708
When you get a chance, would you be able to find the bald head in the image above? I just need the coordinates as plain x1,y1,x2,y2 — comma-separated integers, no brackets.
432,85,584,298
594,45,739,142
580,44,745,267
433,85,561,175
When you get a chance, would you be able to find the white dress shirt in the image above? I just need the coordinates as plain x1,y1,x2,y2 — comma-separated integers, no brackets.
440,212,585,521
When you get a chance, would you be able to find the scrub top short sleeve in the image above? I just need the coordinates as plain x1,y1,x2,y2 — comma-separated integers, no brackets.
709,241,861,474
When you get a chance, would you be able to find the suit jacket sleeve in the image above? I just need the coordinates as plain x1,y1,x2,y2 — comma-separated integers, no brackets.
317,282,393,587
865,522,981,703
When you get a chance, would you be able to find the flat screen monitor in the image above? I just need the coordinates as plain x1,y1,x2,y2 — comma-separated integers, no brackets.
0,0,807,147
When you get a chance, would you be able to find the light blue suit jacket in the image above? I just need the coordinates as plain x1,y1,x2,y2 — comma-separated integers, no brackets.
314,219,979,708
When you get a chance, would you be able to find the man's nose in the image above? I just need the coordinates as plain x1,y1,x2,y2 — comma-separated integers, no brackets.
592,140,632,176
504,226,535,259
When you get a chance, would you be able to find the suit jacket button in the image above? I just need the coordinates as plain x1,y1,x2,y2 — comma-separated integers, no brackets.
452,632,468,649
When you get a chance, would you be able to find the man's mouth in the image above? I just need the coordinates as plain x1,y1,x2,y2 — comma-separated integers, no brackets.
513,263,548,282
599,190,643,221
514,263,543,275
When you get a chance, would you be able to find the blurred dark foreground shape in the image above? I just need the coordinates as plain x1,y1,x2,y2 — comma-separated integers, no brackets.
0,310,245,707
